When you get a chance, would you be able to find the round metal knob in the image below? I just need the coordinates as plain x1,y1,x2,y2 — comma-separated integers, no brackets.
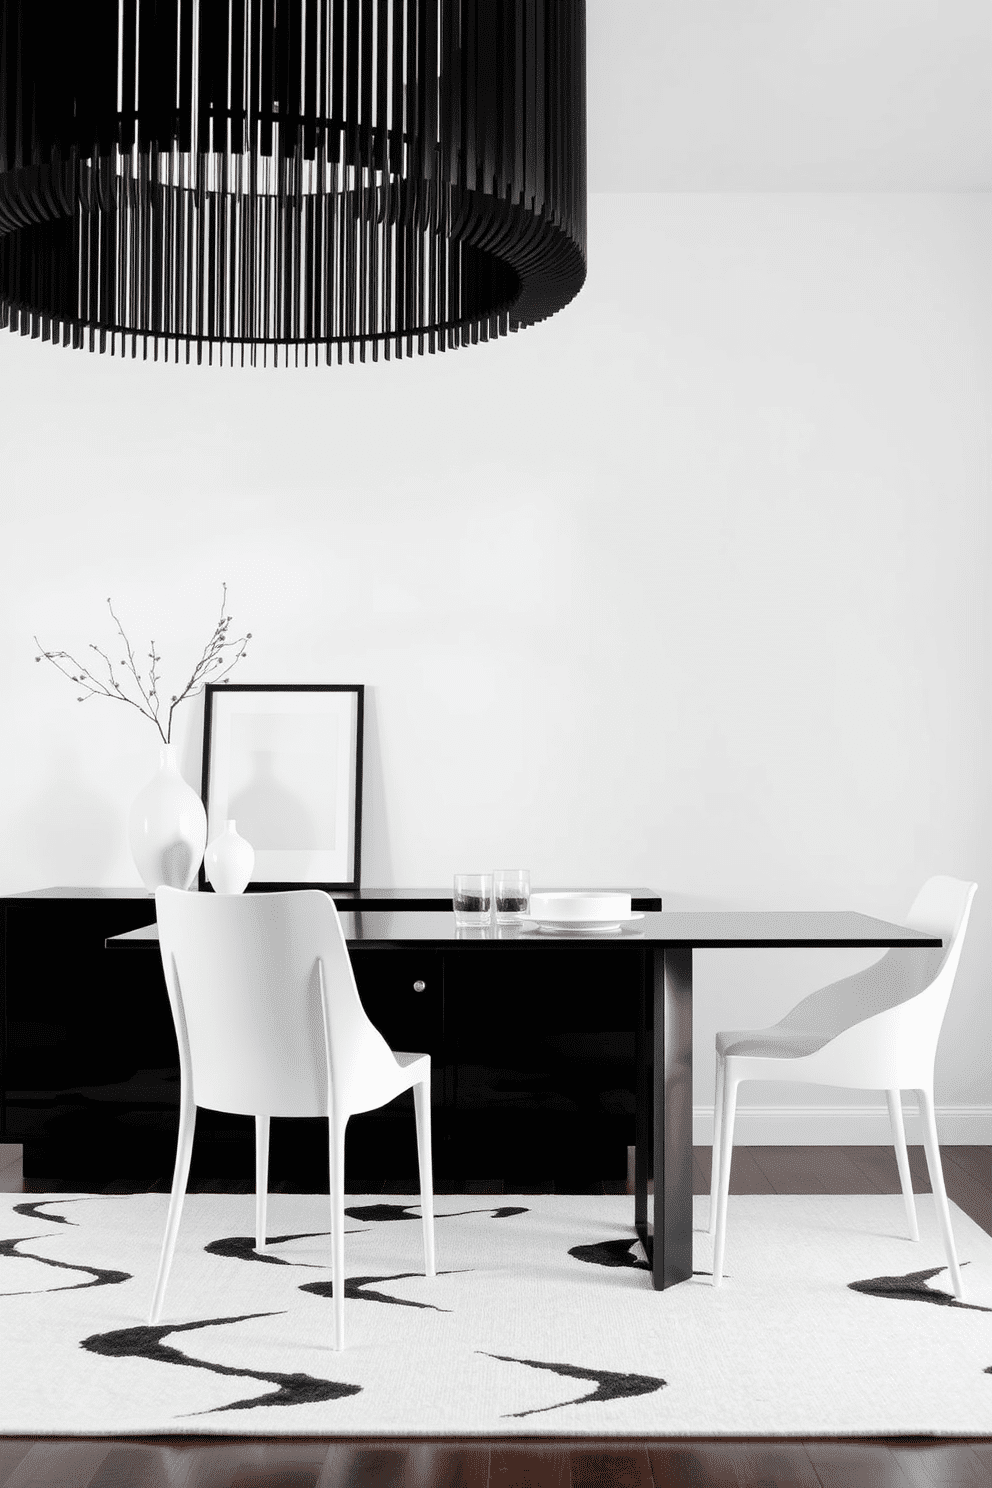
413,980,426,993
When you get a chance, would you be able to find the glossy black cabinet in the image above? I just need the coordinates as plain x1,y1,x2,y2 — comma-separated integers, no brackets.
1,887,660,1186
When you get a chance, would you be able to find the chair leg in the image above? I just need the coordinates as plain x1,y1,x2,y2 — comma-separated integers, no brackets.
709,1054,725,1236
885,1089,919,1242
917,1086,964,1300
255,1116,270,1251
712,1068,740,1287
413,1078,436,1278
149,1095,196,1324
328,1113,347,1350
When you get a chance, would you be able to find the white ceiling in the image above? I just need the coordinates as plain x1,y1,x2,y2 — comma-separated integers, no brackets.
587,0,992,191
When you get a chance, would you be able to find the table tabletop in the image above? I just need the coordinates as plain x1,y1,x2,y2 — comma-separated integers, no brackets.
106,909,942,951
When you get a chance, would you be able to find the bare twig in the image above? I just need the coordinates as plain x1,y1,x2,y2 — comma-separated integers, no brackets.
34,586,251,743
106,598,160,726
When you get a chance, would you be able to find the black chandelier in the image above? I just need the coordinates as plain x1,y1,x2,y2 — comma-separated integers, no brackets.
0,1,585,365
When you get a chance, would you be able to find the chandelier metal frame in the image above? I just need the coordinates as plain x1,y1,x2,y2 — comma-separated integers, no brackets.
0,0,586,364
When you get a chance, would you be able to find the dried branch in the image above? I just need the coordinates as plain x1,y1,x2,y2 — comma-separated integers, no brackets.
106,598,161,726
34,586,251,744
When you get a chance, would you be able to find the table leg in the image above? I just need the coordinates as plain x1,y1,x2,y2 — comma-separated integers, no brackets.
635,947,694,1289
634,949,652,1242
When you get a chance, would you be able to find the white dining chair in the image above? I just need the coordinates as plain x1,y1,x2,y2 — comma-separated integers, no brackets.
150,886,435,1348
709,876,977,1295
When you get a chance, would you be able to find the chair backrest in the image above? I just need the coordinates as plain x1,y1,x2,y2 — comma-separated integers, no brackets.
903,874,976,953
775,876,977,1045
154,887,398,1118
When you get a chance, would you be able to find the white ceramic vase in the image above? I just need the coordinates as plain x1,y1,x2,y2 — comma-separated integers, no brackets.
204,819,255,895
128,744,207,891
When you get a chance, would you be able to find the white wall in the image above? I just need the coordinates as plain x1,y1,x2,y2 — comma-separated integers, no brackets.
2,192,989,1141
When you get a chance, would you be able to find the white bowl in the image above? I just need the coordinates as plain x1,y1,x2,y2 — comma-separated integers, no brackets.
529,891,632,922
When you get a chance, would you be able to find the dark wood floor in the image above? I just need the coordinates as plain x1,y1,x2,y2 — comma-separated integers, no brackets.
1,1145,989,1488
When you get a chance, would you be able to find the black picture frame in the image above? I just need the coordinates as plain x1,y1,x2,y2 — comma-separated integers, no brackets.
199,683,364,891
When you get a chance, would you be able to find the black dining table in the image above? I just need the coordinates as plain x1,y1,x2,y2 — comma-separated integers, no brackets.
108,907,942,1291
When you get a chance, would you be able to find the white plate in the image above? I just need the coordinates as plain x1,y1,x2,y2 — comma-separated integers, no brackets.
527,911,645,934
529,891,632,920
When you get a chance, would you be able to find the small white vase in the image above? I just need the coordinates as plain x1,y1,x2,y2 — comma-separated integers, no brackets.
128,744,207,891
204,819,255,895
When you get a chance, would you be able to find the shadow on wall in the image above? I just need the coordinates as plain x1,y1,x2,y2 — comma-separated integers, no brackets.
359,688,393,886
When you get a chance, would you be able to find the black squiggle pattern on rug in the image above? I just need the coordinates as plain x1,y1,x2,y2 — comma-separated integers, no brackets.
205,1231,364,1267
849,1264,991,1312
344,1203,528,1222
13,1200,78,1226
570,1237,649,1269
480,1352,666,1418
0,1235,130,1295
81,1313,361,1414
567,1237,717,1277
301,1272,456,1310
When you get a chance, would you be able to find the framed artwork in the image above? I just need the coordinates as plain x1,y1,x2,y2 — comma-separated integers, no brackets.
200,683,364,890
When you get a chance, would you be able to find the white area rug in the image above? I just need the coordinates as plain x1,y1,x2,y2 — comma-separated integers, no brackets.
1,1192,990,1436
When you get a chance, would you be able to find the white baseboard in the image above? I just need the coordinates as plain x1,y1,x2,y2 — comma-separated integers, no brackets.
691,1104,992,1146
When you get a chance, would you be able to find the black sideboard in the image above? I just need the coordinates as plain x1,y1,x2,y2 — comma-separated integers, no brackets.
1,886,661,1187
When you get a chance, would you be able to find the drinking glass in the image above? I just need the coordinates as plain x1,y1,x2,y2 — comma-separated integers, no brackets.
494,868,530,924
453,873,493,928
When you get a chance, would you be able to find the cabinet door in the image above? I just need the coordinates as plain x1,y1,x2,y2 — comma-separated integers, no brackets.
446,944,643,1183
2,898,179,1180
350,948,444,1059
